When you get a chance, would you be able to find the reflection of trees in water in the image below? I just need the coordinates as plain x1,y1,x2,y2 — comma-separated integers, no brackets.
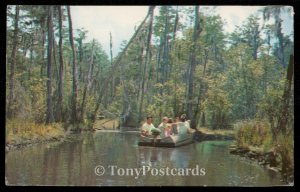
67,140,76,184
81,132,96,185
41,143,61,185
6,145,47,185
40,133,98,185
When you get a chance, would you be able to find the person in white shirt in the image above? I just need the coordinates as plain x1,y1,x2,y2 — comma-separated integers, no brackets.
141,116,161,136
178,114,194,134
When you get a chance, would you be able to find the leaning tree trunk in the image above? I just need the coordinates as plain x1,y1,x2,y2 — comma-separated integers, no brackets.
67,6,79,128
187,6,201,129
137,6,155,124
7,5,19,119
91,6,153,124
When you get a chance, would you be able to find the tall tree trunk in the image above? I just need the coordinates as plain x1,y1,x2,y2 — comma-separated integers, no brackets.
120,68,131,127
156,33,163,84
137,6,155,124
276,20,285,67
252,30,259,60
172,44,182,115
109,32,115,102
168,8,180,117
57,5,64,122
171,7,179,48
80,39,95,123
168,7,179,80
28,37,34,81
277,54,293,135
137,44,144,101
187,6,201,128
240,52,253,118
46,6,55,124
277,55,293,176
161,7,170,86
40,20,46,78
67,6,78,127
193,49,208,128
78,39,83,63
7,5,19,119
52,35,59,81
87,40,95,91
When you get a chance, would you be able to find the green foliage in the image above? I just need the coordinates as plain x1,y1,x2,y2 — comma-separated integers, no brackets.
205,74,232,129
224,44,264,120
145,81,179,125
257,79,285,119
234,120,272,150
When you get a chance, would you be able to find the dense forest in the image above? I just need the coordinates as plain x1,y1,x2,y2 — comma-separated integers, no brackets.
6,6,293,175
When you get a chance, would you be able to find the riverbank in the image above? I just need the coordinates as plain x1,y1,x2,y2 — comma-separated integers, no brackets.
6,136,64,152
6,120,65,152
229,143,293,184
229,142,279,170
229,120,294,184
6,118,123,152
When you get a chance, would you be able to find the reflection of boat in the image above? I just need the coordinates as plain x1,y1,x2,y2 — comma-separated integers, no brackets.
137,145,191,168
138,130,195,147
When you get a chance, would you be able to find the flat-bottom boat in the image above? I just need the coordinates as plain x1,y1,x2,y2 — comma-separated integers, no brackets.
138,130,195,147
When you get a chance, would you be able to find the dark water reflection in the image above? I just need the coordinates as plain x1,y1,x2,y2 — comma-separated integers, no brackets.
5,132,286,186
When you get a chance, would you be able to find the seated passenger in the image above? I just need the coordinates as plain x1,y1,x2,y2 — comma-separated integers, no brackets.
157,117,169,137
178,122,188,135
177,114,194,134
141,116,161,137
164,124,172,137
185,120,194,133
164,118,173,137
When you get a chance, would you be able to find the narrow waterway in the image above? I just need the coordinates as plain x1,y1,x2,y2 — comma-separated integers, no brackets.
5,131,286,186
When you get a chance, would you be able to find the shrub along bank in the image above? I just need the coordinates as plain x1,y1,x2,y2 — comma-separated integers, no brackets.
229,120,293,183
